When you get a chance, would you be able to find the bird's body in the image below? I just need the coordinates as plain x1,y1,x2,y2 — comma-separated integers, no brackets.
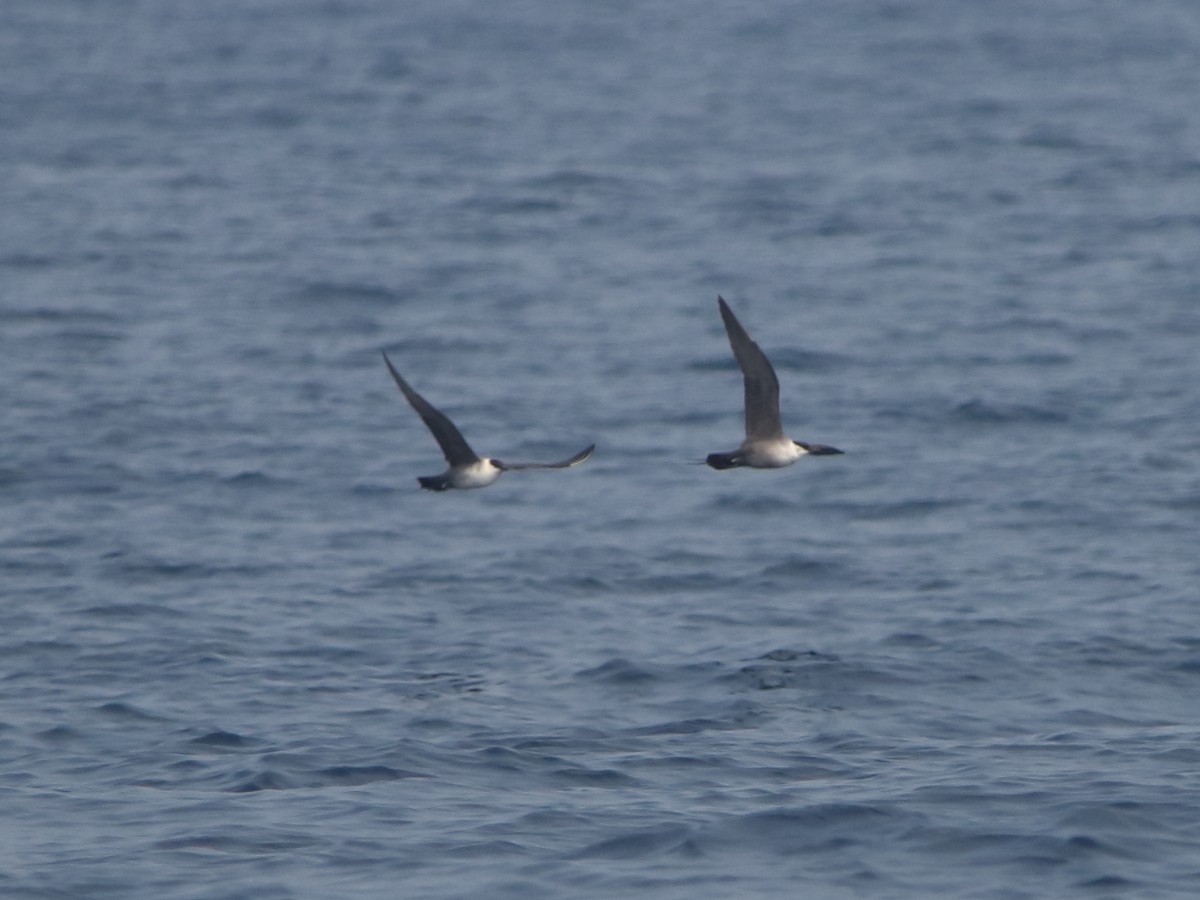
382,351,593,491
706,296,842,470
706,436,808,470
417,459,502,491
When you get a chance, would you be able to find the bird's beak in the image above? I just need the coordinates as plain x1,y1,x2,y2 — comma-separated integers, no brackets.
798,442,843,455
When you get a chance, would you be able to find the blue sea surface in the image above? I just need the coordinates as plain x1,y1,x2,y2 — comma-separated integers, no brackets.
3,1,1200,897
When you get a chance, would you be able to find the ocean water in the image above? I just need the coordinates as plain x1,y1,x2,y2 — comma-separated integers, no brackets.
3,1,1200,897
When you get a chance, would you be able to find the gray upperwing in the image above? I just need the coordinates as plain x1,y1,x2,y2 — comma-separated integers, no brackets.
717,297,783,441
381,352,480,467
495,444,595,471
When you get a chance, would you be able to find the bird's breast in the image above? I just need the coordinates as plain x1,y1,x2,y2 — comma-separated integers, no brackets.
449,459,502,488
740,438,804,468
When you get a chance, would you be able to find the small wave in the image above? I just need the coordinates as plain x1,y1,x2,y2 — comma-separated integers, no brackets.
709,492,799,513
287,280,406,306
759,555,846,580
1079,874,1139,890
314,765,419,787
700,803,909,856
462,194,565,215
220,470,294,488
0,306,121,325
949,398,1069,425
1,639,78,659
1020,124,1088,150
367,47,411,81
0,253,57,269
248,104,306,129
444,839,527,859
623,572,726,594
575,658,658,685
36,725,85,744
81,602,180,619
523,169,634,192
96,701,162,721
571,824,696,860
98,553,272,585
917,828,1134,874
629,718,744,737
726,648,907,693
1161,493,1200,511
189,730,253,749
228,769,302,792
550,766,635,787
841,498,966,521
47,327,125,347
155,830,317,854
881,631,941,649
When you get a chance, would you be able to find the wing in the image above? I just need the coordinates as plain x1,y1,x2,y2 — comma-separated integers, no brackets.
718,296,784,441
495,444,595,471
381,351,480,467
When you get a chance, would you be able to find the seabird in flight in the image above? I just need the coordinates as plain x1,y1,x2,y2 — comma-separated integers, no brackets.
382,351,594,491
706,296,843,470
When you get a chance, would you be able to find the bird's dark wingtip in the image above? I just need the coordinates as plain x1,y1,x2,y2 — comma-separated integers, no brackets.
568,444,596,466
381,350,400,379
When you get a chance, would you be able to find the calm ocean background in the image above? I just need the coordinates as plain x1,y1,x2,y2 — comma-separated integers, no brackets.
3,1,1200,898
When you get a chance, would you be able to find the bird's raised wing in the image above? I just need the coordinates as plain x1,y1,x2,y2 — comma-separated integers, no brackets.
495,444,595,471
382,351,480,467
718,296,784,441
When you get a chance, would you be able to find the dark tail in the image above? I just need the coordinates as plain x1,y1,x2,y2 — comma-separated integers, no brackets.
706,452,741,470
418,475,451,491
